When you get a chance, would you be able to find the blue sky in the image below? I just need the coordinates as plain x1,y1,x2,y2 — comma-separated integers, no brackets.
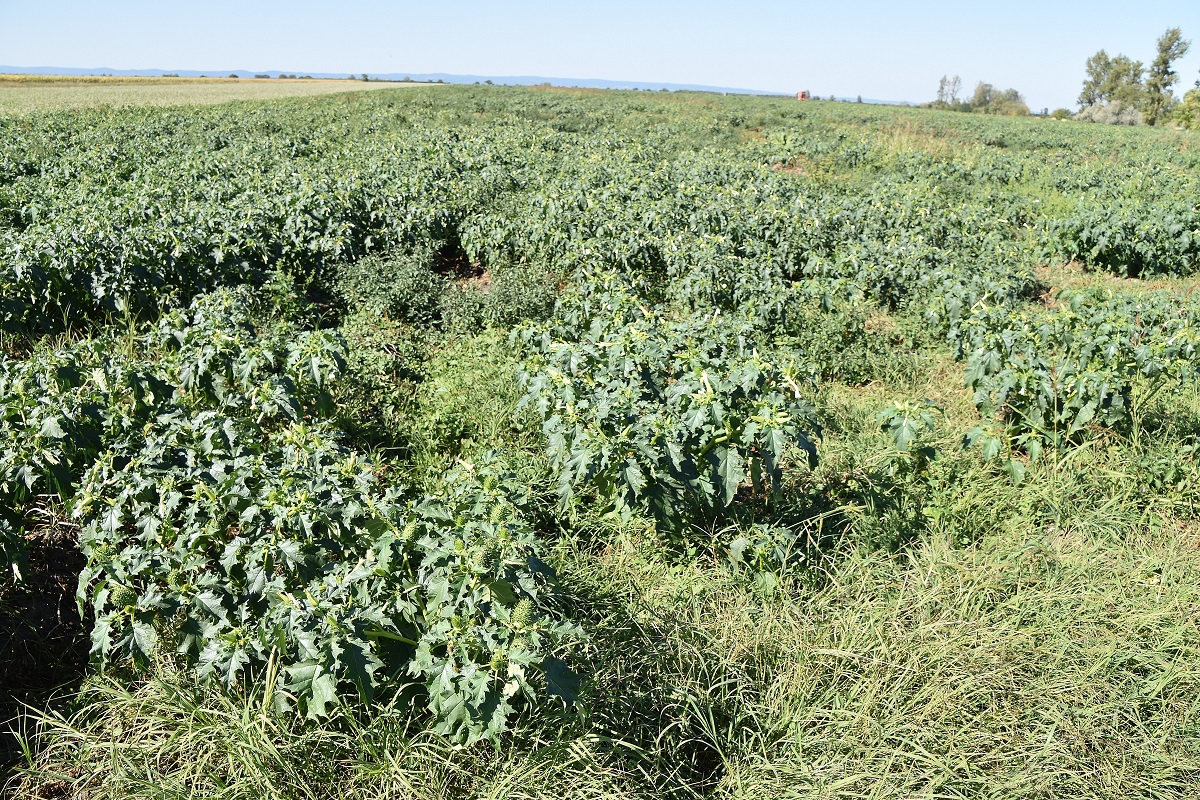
2,1,1199,109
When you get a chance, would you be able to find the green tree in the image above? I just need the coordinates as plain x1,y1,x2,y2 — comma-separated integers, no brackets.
969,82,1029,116
1176,86,1200,129
935,74,962,107
1079,49,1145,108
1107,56,1147,107
1144,27,1191,125
971,81,997,108
1079,50,1112,106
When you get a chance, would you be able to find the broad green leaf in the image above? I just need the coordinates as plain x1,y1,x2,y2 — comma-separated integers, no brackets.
716,447,744,506
39,416,67,439
540,656,580,705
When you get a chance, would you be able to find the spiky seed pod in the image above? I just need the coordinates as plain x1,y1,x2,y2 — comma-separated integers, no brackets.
400,521,419,542
91,542,118,562
483,474,497,491
471,546,498,573
166,568,184,589
489,650,507,672
511,636,528,652
488,502,506,525
511,597,534,628
110,585,138,610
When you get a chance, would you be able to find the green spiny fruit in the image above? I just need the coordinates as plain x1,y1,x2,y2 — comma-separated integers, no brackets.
488,502,506,525
166,568,185,589
489,649,508,671
91,542,118,562
511,636,528,652
471,546,498,573
511,597,534,628
110,585,138,610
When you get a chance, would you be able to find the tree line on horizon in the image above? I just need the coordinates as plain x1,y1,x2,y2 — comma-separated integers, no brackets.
926,75,1030,116
926,27,1199,129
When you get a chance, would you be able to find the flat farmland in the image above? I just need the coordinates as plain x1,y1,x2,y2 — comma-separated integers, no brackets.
0,75,437,112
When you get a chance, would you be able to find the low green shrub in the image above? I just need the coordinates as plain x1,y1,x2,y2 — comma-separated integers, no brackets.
77,431,581,744
334,311,427,448
442,262,563,333
517,270,820,532
336,249,446,325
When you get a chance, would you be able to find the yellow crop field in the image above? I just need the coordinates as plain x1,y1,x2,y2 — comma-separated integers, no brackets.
0,75,437,113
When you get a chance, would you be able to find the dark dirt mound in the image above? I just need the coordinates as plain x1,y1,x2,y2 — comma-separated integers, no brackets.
1,527,89,777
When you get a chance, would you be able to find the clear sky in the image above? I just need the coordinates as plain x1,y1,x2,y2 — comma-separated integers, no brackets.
2,1,1199,110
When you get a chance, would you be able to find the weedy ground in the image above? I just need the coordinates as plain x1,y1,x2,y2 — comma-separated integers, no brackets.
3,87,1200,798
10,320,1200,799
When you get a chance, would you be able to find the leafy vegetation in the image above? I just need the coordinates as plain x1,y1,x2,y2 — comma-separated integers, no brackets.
4,85,1200,797
517,269,819,530
928,75,1030,115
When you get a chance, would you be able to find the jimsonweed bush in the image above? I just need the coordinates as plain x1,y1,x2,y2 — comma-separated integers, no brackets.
517,270,820,531
76,432,581,745
2,285,581,744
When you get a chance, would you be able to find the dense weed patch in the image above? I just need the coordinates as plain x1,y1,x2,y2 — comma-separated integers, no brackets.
4,86,1200,797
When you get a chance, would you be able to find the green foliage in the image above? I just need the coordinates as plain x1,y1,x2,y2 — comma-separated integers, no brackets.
2,285,576,744
333,311,426,447
1079,50,1146,110
969,82,1031,116
336,249,446,326
1047,197,1200,276
877,399,941,456
957,290,1200,450
8,84,1200,779
725,522,808,594
777,296,901,385
20,518,1200,799
406,330,530,477
76,433,580,743
929,80,1029,115
1176,87,1200,130
517,270,819,531
1145,27,1191,125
